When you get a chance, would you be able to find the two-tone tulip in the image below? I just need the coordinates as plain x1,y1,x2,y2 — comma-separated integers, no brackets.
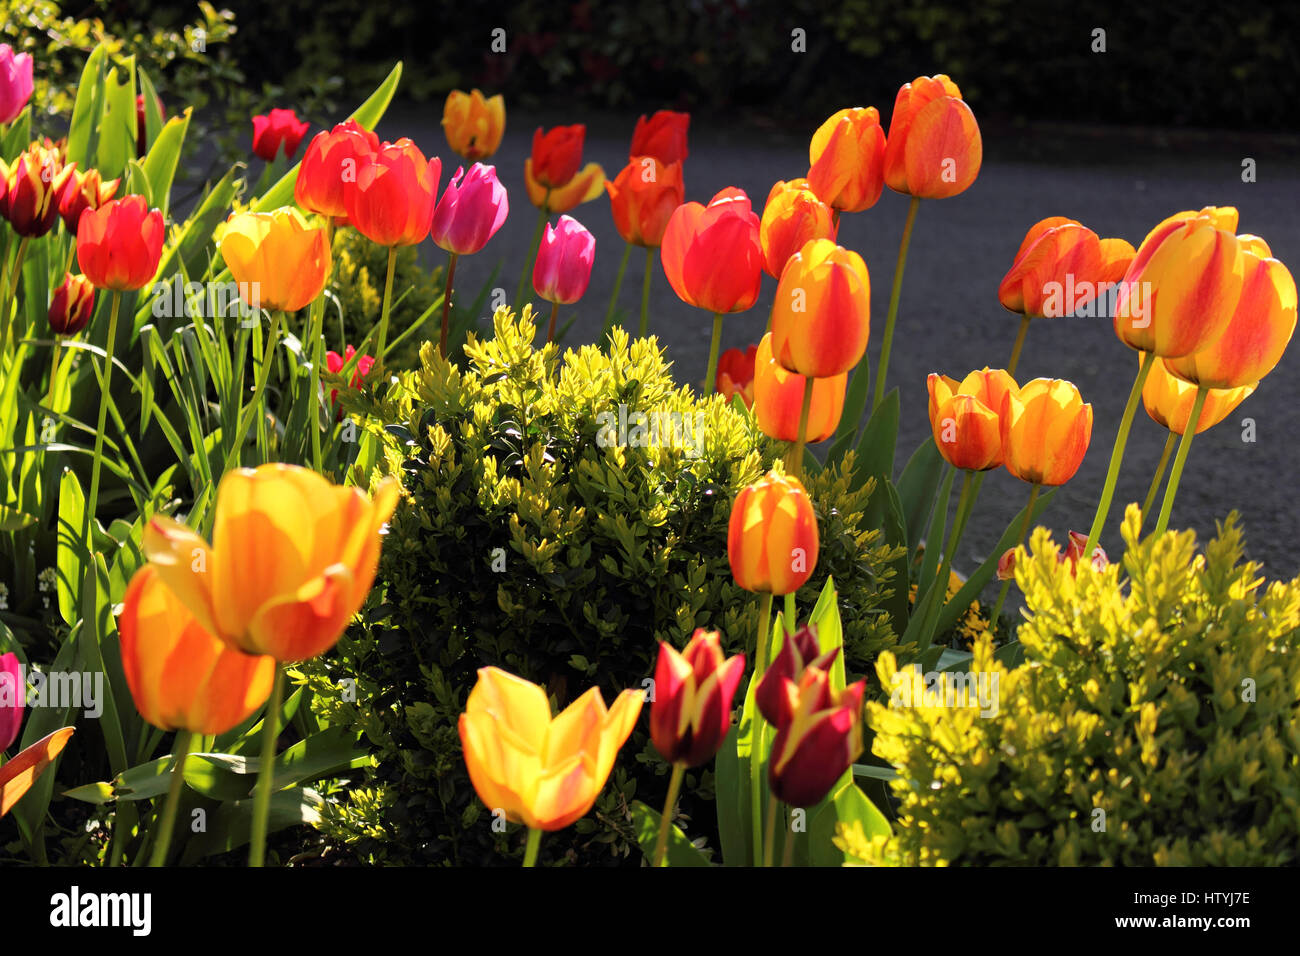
769,238,870,378
141,463,400,662
295,120,381,224
754,624,837,728
118,567,275,734
759,178,836,280
716,343,757,408
768,666,865,808
1141,353,1255,436
525,125,606,215
48,273,95,336
727,470,819,595
0,44,34,125
884,75,982,200
606,156,684,249
806,107,887,213
344,138,441,247
442,89,505,161
430,163,509,256
76,195,165,292
1001,378,1092,486
753,332,845,443
926,369,1017,472
0,652,22,751
998,217,1111,318
251,108,310,162
629,110,689,165
2,141,75,237
998,530,1108,581
57,167,119,235
459,666,643,832
217,206,331,313
650,629,745,767
660,187,763,315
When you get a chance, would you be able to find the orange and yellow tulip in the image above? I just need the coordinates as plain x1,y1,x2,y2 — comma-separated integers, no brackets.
998,217,1109,318
442,88,506,161
883,75,982,200
217,206,332,313
769,238,870,378
141,464,400,662
753,332,845,443
727,470,819,595
806,107,887,212
1001,378,1093,486
759,178,837,280
118,566,275,734
605,156,683,248
1141,354,1255,435
458,666,643,831
926,369,1016,472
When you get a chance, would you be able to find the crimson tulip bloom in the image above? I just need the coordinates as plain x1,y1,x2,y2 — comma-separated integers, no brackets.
533,214,595,305
0,652,22,751
529,125,585,190
344,139,441,247
0,44,33,125
76,195,165,292
49,273,95,336
295,120,381,224
252,108,310,162
629,110,689,165
2,141,75,237
768,667,866,808
325,345,375,419
58,167,119,235
755,624,838,729
716,343,757,408
430,163,509,256
660,187,762,315
650,629,745,767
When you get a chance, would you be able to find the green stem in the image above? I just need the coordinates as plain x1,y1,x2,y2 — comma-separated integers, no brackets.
148,730,193,867
990,482,1041,625
763,795,779,867
1153,385,1207,537
784,375,814,480
516,196,550,309
703,313,724,395
439,252,458,358
307,222,333,472
603,241,632,334
375,246,398,362
546,300,559,344
248,666,285,867
782,805,796,867
83,291,121,548
1139,431,1179,533
47,339,61,411
223,310,283,473
0,237,29,355
652,763,686,867
522,827,542,867
783,592,796,636
1007,314,1031,377
639,247,654,338
871,196,920,412
1084,350,1158,558
920,469,975,653
750,590,774,865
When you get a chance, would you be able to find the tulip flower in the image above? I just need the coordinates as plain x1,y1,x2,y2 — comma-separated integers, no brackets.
442,88,505,161
0,728,74,819
650,629,745,768
998,531,1108,582
883,74,982,200
57,167,119,235
431,163,510,354
716,343,757,408
76,195,165,292
727,470,819,597
295,119,381,224
759,178,837,280
0,652,22,751
218,206,332,313
533,214,595,342
806,107,887,213
768,666,866,808
0,44,34,125
325,345,375,419
926,370,1015,473
2,141,75,237
1001,378,1092,487
48,273,95,337
528,125,586,192
629,110,689,165
753,332,845,443
252,108,310,162
523,159,606,215
769,238,870,379
458,666,643,862
754,624,837,729
603,155,684,335
1142,354,1255,437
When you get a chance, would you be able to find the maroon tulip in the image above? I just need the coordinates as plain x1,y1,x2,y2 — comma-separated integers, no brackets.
48,273,96,336
768,667,865,807
755,624,838,729
649,629,745,767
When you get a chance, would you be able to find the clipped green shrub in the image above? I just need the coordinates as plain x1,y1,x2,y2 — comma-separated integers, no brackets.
846,505,1300,866
305,306,903,865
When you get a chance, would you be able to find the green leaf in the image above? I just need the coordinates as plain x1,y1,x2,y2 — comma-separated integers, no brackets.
936,648,974,671
713,725,748,867
56,468,86,627
0,502,37,531
66,44,108,169
855,386,899,496
140,108,192,218
809,777,892,866
110,756,173,801
1,106,31,159
628,800,711,867
180,787,323,863
851,764,899,783
62,782,116,805
828,363,870,454
271,726,369,791
96,57,137,181
136,67,165,159
806,576,845,692
896,437,945,558
10,632,82,845
879,480,911,640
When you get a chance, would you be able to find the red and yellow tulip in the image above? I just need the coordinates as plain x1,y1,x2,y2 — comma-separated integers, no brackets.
650,629,745,767
728,470,819,596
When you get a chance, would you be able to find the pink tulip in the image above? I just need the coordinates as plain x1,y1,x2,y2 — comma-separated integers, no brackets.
0,652,23,751
533,214,595,305
0,45,34,125
430,163,509,255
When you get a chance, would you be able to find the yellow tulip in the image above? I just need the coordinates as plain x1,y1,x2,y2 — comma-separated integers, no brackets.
442,88,506,161
1141,353,1256,436
524,160,606,214
217,206,331,313
459,667,644,831
142,464,400,662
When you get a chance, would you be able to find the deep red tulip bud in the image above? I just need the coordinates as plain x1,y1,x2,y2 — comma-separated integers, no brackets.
252,108,310,162
768,667,865,807
2,141,75,237
755,624,838,729
649,629,745,767
58,167,120,235
48,273,96,336
629,110,689,165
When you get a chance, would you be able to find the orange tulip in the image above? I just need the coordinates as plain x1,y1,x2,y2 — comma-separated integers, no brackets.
525,159,606,214
295,119,380,224
806,107,887,212
1114,206,1245,357
883,75,982,200
759,178,837,280
458,666,643,831
344,138,441,247
76,195,165,292
1001,378,1092,486
119,566,275,734
769,238,870,378
141,464,400,662
442,88,505,161
753,332,845,443
998,218,1108,318
1141,354,1255,436
605,156,684,248
926,369,1017,472
1161,237,1296,389
727,470,819,595
1098,237,1137,286
660,187,763,315
217,206,332,312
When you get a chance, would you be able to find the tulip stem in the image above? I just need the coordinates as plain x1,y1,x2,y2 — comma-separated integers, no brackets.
1153,385,1207,538
83,291,121,549
1139,431,1179,533
149,730,192,867
652,763,686,867
784,375,814,480
704,313,724,395
990,483,1041,626
750,590,774,866
782,805,797,867
783,592,796,636
919,469,975,654
375,246,398,362
307,222,333,472
603,241,632,336
871,196,920,414
639,247,654,338
763,795,779,867
248,666,285,868
440,252,458,357
516,195,550,309
224,309,283,473
0,237,29,355
47,339,61,411
546,301,559,344
1007,315,1031,377
522,827,542,868
1084,350,1157,559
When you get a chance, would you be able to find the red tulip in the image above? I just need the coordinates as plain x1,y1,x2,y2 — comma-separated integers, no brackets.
532,214,595,305
76,195,165,292
629,110,689,165
649,629,745,767
324,345,374,420
135,94,164,157
716,343,757,408
430,163,509,256
295,120,382,224
768,666,866,808
48,273,95,336
252,108,310,162
529,125,585,191
1,141,75,237
660,187,762,315
58,167,119,235
344,139,442,247
755,624,838,728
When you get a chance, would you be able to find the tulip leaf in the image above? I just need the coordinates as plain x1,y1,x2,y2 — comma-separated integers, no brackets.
851,763,899,783
62,781,117,805
0,728,77,819
896,437,946,559
0,501,37,532
994,641,1026,668
806,576,845,693
110,756,174,801
180,786,324,863
713,725,748,867
10,633,82,845
937,648,974,672
56,467,87,627
96,56,138,182
141,108,192,219
628,799,712,867
877,480,912,641
1,106,30,160
829,364,871,455
854,386,899,501
183,753,256,801
66,43,108,169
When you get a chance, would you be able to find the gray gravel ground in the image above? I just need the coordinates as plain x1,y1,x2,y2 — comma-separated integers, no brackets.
372,101,1300,588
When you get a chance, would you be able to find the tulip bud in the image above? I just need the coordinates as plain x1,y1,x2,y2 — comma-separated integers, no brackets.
0,44,34,125
442,89,506,161
769,238,870,378
430,163,509,256
135,94,164,157
532,215,595,305
528,125,586,191
926,369,1017,472
759,178,837,280
2,141,75,238
76,195,165,292
768,667,866,808
999,531,1108,582
344,138,442,247
727,470,819,596
650,630,745,767
806,107,887,212
998,218,1108,319
252,108,310,162
884,75,982,200
0,652,23,751
48,273,96,336
716,343,757,408
325,345,375,420
753,332,845,443
1000,378,1092,486
629,110,689,165
58,167,120,235
755,624,837,728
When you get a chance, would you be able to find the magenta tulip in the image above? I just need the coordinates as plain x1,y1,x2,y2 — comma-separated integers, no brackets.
0,45,33,125
0,652,23,751
430,163,509,256
534,215,595,305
